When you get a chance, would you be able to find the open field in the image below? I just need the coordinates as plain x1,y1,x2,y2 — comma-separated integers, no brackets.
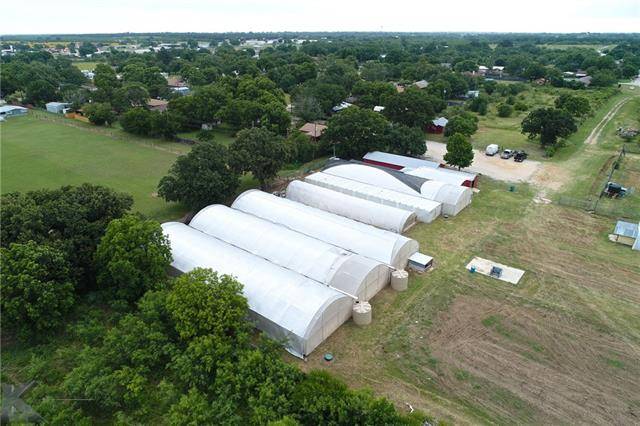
177,127,236,145
1,113,189,221
291,86,640,424
72,61,100,71
294,178,640,425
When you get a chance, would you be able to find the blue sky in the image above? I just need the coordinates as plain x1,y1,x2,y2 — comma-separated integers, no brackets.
3,0,639,34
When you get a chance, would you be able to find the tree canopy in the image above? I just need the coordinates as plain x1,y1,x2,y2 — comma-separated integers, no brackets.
444,133,475,170
323,106,389,159
95,215,172,302
158,141,240,211
521,107,577,147
230,127,287,189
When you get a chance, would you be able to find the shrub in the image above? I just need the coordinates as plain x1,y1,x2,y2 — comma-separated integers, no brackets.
497,103,513,117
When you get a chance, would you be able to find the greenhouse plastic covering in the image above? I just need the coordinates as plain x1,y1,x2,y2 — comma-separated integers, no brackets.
285,180,416,233
304,172,442,223
189,205,389,301
405,166,471,186
323,163,472,216
232,190,419,269
162,222,353,358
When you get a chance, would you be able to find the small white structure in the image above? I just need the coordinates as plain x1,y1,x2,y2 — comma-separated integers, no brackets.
162,222,353,358
189,204,390,301
45,102,71,114
373,105,385,112
232,190,419,269
286,180,416,233
305,172,441,223
466,257,525,285
323,163,472,216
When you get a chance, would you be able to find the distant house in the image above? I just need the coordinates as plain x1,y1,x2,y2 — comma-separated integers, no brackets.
373,105,385,112
332,101,353,113
578,76,592,86
575,70,588,78
393,83,405,93
46,102,71,114
166,75,187,88
477,65,488,75
610,220,639,250
81,69,95,80
0,105,28,119
413,80,429,89
299,122,327,141
147,98,169,112
427,117,448,134
466,90,480,98
171,86,191,96
490,66,505,77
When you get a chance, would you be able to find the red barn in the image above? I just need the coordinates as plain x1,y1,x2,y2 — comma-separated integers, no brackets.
427,117,448,134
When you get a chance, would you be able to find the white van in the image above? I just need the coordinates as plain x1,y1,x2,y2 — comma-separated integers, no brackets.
485,144,499,156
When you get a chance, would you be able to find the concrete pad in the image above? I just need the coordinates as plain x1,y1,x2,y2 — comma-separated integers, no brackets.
466,257,525,285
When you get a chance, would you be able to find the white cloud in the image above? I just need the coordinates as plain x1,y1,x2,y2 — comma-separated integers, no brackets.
3,0,639,34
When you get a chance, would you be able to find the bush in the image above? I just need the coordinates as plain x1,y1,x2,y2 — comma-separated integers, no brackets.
514,101,529,112
497,103,513,118
83,102,116,126
1,242,75,339
95,215,172,303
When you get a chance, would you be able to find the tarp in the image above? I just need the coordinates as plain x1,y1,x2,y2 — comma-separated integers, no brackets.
286,180,416,233
190,204,389,301
162,222,353,358
232,190,419,269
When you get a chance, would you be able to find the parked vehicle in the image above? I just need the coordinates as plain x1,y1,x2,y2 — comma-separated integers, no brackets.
500,149,514,159
603,182,628,198
485,144,499,156
513,150,528,162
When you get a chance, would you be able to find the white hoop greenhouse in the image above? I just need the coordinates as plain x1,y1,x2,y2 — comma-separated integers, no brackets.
162,222,353,358
285,180,416,233
189,205,390,301
323,163,472,216
304,172,442,223
232,190,419,269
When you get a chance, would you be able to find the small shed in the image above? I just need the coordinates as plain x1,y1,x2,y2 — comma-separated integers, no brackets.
427,117,448,134
0,105,28,118
46,102,71,114
171,86,190,96
373,105,385,112
413,80,429,89
610,220,639,250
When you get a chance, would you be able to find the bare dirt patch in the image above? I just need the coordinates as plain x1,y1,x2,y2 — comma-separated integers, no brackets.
429,295,640,425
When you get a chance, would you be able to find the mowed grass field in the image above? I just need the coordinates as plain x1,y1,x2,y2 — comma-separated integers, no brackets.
1,114,189,221
292,87,640,424
294,179,640,425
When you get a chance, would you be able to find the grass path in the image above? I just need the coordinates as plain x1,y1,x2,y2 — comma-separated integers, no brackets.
584,97,632,145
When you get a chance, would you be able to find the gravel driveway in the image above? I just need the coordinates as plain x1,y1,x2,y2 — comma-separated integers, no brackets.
425,141,543,183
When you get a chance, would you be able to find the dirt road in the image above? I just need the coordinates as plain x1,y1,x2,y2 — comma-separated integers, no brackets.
584,97,631,145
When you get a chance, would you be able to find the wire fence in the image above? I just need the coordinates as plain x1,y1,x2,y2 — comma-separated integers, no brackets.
557,143,640,221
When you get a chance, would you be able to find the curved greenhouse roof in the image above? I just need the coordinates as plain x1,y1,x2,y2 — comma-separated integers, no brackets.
162,222,353,358
324,163,472,216
304,172,441,223
232,190,419,269
190,205,389,301
405,166,471,186
286,180,416,233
